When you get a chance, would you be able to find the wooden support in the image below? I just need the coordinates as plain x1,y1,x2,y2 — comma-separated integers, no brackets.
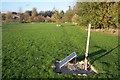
84,23,91,70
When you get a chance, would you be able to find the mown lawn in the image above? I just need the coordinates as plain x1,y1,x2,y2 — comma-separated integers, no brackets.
2,23,119,79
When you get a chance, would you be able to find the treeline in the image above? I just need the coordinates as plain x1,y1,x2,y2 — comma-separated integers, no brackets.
51,2,119,29
2,8,64,23
2,2,119,29
64,2,119,29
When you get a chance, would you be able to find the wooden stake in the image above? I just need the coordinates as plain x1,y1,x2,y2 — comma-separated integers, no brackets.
84,23,91,70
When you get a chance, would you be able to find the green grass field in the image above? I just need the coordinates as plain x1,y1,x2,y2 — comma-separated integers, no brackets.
2,23,119,79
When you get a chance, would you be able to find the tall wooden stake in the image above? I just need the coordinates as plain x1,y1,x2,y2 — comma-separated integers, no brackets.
84,23,91,70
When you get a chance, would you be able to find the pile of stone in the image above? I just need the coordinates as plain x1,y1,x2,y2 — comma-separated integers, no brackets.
54,61,98,75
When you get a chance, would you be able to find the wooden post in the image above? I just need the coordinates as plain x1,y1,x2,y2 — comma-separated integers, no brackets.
84,23,91,70
55,61,61,73
74,57,76,64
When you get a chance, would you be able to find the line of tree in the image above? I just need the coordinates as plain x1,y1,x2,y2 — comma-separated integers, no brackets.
2,8,64,23
64,2,119,29
2,2,119,29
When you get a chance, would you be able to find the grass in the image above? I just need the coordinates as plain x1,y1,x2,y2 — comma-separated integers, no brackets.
2,23,119,79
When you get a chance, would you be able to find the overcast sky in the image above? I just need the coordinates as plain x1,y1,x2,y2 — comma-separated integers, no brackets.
1,0,76,13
